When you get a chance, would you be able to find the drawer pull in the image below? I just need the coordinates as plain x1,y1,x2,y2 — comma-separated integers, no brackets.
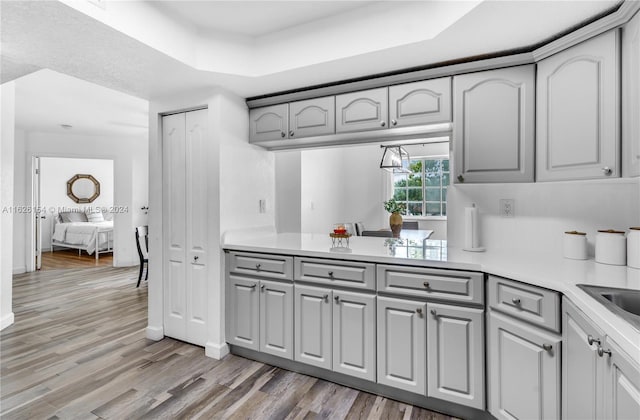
512,298,521,305
334,295,340,303
542,344,553,352
255,263,261,271
597,346,612,358
323,294,329,302
260,284,265,292
328,271,334,278
423,281,430,288
430,309,437,316
416,308,423,315
248,284,257,290
587,335,601,346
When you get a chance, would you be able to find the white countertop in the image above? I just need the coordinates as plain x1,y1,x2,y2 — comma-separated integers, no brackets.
222,232,640,360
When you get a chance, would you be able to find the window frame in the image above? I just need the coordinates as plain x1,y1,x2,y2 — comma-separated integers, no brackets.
392,155,449,221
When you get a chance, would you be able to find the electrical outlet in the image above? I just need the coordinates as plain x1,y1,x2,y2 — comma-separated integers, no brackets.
259,199,266,213
500,199,515,217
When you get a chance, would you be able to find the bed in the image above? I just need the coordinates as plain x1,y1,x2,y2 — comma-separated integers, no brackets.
51,211,114,260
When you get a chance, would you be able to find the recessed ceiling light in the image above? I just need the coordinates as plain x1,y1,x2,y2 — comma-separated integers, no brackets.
60,124,73,129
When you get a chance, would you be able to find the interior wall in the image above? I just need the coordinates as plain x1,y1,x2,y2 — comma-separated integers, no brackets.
1,82,16,330
275,150,302,233
39,157,114,251
13,129,26,274
13,131,148,270
447,178,640,256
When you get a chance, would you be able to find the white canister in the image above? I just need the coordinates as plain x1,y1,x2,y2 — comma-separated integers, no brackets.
595,230,627,266
628,227,640,269
563,231,588,260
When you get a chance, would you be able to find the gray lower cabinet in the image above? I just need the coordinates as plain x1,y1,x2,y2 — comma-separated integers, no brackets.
536,30,620,181
377,296,426,395
294,284,332,369
563,297,606,420
488,310,561,420
227,275,294,359
332,290,376,381
603,336,640,419
453,65,535,183
426,303,484,409
249,104,289,142
336,87,389,133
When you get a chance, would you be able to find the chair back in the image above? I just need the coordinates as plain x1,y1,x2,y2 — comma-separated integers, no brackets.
135,226,149,260
355,222,365,236
402,221,419,230
361,230,393,237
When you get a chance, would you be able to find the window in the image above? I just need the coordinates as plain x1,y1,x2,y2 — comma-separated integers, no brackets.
392,158,449,217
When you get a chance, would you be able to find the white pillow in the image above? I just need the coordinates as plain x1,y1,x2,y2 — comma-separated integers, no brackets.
87,210,104,223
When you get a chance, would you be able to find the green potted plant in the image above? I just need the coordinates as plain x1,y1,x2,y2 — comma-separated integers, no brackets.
383,198,406,238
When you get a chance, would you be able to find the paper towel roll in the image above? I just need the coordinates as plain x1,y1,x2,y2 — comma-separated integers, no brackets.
463,204,485,252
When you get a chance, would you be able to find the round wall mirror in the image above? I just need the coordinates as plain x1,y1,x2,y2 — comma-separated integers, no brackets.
67,174,100,203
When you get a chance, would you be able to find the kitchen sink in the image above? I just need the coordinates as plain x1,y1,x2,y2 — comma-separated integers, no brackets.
578,285,640,331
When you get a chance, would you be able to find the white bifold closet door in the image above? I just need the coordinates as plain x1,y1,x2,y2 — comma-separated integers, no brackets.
162,109,208,346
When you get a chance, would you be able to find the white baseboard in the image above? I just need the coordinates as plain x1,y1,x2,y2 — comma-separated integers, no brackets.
1,312,15,330
205,341,230,360
145,325,164,341
13,266,26,275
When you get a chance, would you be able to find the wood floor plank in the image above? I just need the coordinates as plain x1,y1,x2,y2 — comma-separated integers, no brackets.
2,266,463,420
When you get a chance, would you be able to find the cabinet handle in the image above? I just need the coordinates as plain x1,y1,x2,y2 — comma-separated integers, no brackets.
542,344,553,352
260,284,265,292
457,174,464,183
328,271,334,277
255,263,261,271
602,167,612,176
323,294,329,302
597,346,612,358
512,298,521,305
587,335,601,346
391,119,398,126
380,120,386,127
334,295,340,303
289,130,294,137
430,309,437,316
249,284,257,290
423,281,430,288
416,308,423,315
281,131,286,138
194,256,199,261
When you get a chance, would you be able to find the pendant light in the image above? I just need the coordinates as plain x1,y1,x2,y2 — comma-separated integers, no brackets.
380,145,410,173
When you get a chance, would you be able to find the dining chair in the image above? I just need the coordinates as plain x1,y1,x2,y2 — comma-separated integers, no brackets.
135,226,149,287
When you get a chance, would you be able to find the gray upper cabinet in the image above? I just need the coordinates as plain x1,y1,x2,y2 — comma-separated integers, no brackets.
289,97,335,138
563,298,606,420
389,78,452,127
623,11,640,177
603,336,640,419
336,88,389,133
488,310,561,420
427,303,484,409
377,296,426,395
537,30,620,181
453,65,535,183
294,284,332,370
249,104,289,142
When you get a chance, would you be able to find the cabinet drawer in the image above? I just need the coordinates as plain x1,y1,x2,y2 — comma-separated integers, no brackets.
294,257,375,290
488,275,560,332
228,252,293,280
377,265,484,305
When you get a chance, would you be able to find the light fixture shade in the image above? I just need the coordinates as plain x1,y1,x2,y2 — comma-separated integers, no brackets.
380,145,410,173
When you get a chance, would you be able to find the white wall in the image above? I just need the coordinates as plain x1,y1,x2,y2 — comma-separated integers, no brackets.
13,131,148,270
146,88,275,360
275,150,302,233
1,82,16,330
39,157,114,251
447,178,640,256
13,129,26,274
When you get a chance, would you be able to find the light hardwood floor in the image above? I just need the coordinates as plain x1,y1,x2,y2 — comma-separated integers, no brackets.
41,248,114,270
1,266,459,419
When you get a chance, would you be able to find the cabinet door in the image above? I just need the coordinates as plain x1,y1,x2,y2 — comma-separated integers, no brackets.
563,298,606,420
427,303,484,409
537,30,620,181
336,88,388,133
488,311,561,420
623,11,640,177
389,78,452,127
249,104,289,142
294,284,332,369
289,97,335,138
227,275,259,350
377,296,426,395
332,291,376,381
603,337,640,420
453,65,535,183
259,280,293,360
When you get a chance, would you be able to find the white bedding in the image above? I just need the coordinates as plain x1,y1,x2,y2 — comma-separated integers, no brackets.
52,221,113,254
